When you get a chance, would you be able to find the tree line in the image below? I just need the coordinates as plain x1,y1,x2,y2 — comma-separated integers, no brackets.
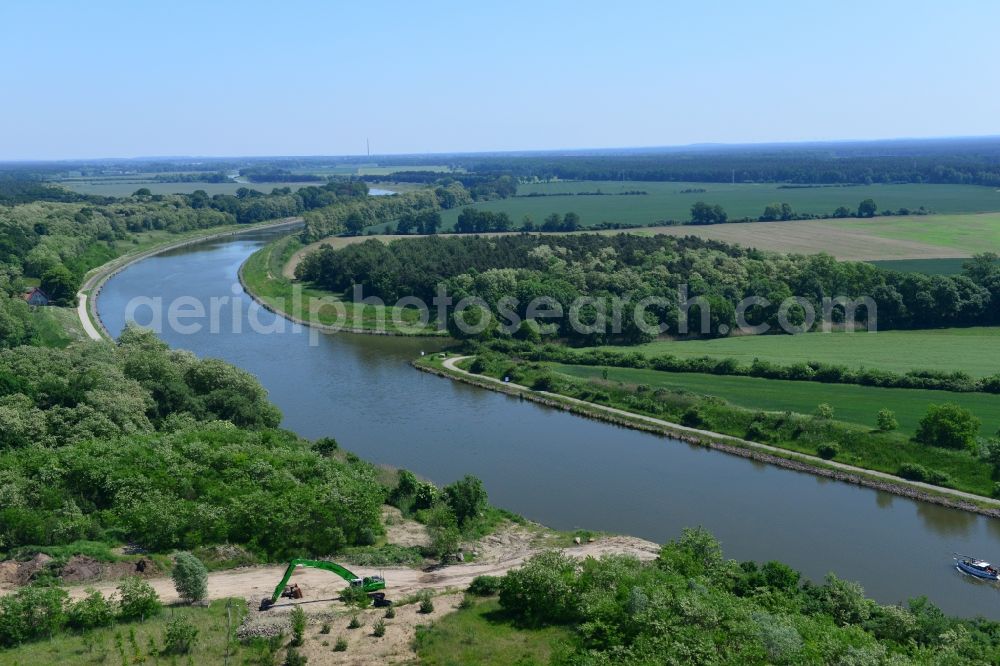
295,233,1000,342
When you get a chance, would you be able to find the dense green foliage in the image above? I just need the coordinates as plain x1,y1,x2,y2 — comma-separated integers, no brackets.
296,234,1000,342
487,528,1000,664
0,326,280,449
0,423,385,556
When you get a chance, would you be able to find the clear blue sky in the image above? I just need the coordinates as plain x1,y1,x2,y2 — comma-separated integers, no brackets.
1,0,997,160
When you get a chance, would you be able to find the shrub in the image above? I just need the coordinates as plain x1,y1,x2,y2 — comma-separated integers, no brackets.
992,483,1000,499
341,583,372,608
117,576,161,621
816,443,840,460
161,616,199,655
372,619,386,637
171,552,208,603
458,595,474,609
418,591,435,614
916,403,981,450
468,575,502,596
290,606,306,646
284,646,308,666
313,436,339,455
348,614,362,629
897,463,928,482
876,409,898,432
443,475,488,527
334,636,348,651
67,589,115,631
384,605,396,619
0,584,68,647
814,403,834,419
680,406,704,427
499,552,578,625
531,374,555,391
320,622,331,635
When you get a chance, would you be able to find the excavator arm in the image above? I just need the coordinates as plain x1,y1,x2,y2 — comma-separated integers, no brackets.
261,558,386,610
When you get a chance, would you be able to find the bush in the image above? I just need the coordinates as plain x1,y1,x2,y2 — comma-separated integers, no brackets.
814,403,835,419
290,606,306,646
348,614,362,629
171,552,208,603
897,463,928,482
384,605,396,619
443,475,488,527
468,575,502,596
499,551,578,626
372,619,386,637
531,374,555,391
418,591,435,614
117,576,161,621
334,636,348,651
284,646,308,666
66,588,115,630
320,622,331,634
680,406,704,427
341,583,372,608
992,482,1000,499
816,443,840,460
0,584,68,647
161,616,199,655
916,403,981,450
876,409,898,432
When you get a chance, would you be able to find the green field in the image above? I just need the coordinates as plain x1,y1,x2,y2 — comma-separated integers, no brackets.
431,181,1000,230
613,328,1000,378
868,258,972,274
554,363,1000,437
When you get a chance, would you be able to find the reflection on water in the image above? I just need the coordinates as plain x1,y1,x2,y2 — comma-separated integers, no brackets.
96,229,1000,619
917,502,978,538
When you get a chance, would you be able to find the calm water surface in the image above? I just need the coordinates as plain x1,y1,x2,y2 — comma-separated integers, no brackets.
97,229,1000,618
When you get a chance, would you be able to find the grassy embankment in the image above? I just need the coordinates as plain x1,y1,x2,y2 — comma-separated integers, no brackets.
424,181,1000,229
441,353,999,500
240,234,442,335
553,363,1000,437
415,598,572,665
607,327,1000,378
0,599,248,666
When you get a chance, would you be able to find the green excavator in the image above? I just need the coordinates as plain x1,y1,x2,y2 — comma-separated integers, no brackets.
259,558,388,611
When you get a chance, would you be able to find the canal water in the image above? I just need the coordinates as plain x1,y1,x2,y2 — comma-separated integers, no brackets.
97,228,1000,618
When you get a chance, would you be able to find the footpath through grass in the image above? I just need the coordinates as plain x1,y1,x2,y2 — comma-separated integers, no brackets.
613,328,1000,378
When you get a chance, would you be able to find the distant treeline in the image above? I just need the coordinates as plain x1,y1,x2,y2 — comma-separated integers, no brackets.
361,172,518,199
238,167,325,183
151,171,230,183
449,138,1000,186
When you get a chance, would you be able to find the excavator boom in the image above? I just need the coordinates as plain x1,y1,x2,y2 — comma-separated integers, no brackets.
261,558,386,610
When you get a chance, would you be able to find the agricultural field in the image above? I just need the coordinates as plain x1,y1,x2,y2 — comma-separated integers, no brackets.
868,258,972,274
636,212,1000,259
435,180,1000,230
611,328,1000,378
553,363,1000,437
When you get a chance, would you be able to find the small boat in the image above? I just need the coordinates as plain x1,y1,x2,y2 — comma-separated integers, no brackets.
954,554,1000,581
